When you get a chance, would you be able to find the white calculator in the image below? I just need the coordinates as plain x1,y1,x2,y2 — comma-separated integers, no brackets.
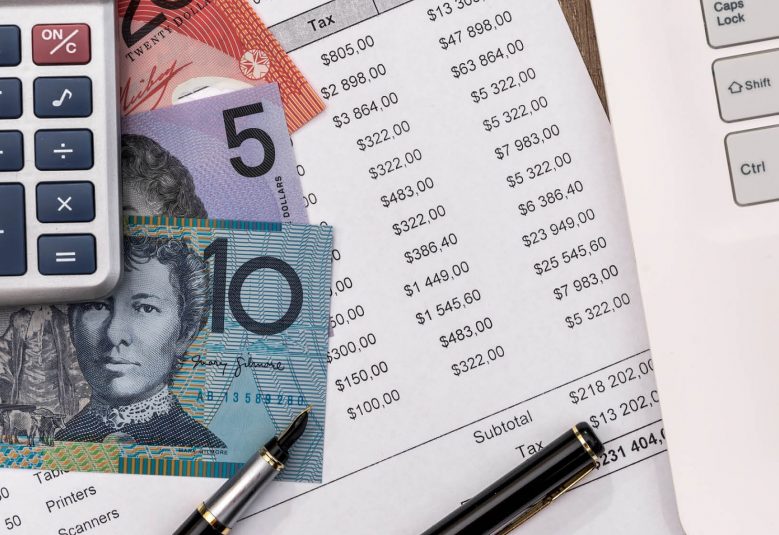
0,0,121,306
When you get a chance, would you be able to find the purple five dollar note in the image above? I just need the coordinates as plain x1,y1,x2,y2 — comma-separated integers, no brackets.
122,83,307,223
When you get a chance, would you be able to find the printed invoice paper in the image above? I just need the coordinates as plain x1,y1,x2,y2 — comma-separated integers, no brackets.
0,1,684,533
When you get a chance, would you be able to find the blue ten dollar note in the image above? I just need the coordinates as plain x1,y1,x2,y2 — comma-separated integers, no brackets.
0,217,332,482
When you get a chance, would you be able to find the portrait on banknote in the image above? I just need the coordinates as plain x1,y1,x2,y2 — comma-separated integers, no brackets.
55,234,226,448
121,133,208,218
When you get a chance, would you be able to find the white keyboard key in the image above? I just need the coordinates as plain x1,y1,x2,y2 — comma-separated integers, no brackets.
714,49,779,122
702,0,779,48
726,126,779,205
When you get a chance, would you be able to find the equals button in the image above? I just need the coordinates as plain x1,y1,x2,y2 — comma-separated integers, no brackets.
38,235,95,275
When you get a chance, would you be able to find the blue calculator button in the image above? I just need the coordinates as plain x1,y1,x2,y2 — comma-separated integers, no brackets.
0,79,22,119
0,184,26,276
0,26,21,67
38,234,95,276
37,182,95,223
34,77,92,118
35,130,93,171
0,131,24,172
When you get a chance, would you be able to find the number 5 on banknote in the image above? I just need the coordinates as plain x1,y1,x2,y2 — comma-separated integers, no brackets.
0,217,333,482
223,103,276,178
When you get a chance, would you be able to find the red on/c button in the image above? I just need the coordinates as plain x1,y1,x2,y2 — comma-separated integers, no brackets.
33,24,91,65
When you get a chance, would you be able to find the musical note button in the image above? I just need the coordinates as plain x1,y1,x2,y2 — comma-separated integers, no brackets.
52,88,73,107
34,77,92,118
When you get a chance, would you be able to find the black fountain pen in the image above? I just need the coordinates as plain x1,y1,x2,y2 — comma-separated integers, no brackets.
173,407,311,535
422,423,604,535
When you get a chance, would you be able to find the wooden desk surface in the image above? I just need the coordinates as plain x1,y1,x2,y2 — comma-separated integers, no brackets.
558,0,608,112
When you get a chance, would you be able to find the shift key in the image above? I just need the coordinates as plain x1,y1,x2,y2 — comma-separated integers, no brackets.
0,184,26,276
714,49,779,122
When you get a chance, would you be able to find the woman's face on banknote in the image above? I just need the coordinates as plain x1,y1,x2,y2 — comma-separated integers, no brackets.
71,259,185,406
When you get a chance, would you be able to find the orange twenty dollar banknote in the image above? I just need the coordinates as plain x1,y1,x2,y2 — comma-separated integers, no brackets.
117,0,324,131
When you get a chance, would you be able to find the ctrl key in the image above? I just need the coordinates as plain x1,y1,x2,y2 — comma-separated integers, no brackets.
727,126,779,205
0,184,26,276
38,235,95,276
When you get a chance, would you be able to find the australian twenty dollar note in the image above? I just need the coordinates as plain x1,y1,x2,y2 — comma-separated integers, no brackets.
0,217,332,482
122,83,308,224
117,0,324,132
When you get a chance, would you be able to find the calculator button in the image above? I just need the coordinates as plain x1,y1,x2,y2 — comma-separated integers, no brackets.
0,26,21,67
38,234,95,276
34,77,92,118
0,184,26,276
35,130,93,171
0,79,22,119
32,24,91,66
0,131,24,172
37,182,95,223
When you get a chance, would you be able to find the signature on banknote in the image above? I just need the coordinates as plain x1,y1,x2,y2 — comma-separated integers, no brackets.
120,60,192,115
189,354,286,377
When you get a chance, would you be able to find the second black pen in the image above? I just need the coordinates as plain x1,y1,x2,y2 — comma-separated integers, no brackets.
421,423,604,535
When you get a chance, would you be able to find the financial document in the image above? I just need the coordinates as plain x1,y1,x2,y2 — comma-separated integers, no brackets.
0,1,684,533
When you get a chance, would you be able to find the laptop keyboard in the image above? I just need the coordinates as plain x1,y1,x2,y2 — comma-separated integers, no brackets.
701,0,779,205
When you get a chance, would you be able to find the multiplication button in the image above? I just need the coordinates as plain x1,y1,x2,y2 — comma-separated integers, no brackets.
37,182,94,223
35,130,93,171
0,184,26,276
0,131,23,172
38,234,95,275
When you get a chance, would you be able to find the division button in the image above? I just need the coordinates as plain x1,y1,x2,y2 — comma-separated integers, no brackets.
0,78,22,119
32,24,91,65
34,77,92,118
726,126,779,205
0,184,26,276
37,182,94,223
35,130,93,171
0,131,24,172
38,234,96,276
0,26,21,67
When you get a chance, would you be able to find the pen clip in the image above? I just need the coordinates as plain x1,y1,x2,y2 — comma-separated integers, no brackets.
492,464,595,535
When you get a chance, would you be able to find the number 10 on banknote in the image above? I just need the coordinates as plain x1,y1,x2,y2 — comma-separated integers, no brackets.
0,218,333,482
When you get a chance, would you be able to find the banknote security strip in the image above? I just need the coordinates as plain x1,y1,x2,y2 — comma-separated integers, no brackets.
0,0,684,534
